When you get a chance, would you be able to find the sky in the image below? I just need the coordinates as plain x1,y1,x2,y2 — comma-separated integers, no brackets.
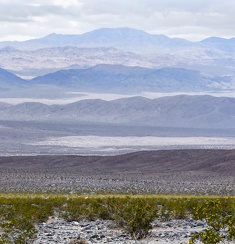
0,0,234,42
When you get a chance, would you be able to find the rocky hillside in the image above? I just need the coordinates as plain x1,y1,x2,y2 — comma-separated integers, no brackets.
0,149,235,175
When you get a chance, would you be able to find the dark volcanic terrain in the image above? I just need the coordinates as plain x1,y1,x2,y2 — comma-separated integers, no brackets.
1,149,235,174
0,150,234,195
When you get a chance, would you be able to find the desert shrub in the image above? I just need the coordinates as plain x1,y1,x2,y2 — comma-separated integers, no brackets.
156,197,201,220
63,196,157,239
0,194,65,243
61,198,85,221
61,197,111,221
104,197,158,240
189,200,235,244
0,194,234,243
0,206,37,244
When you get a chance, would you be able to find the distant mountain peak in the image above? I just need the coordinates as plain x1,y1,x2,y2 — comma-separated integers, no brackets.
44,33,58,38
86,27,150,34
201,36,228,43
0,27,192,52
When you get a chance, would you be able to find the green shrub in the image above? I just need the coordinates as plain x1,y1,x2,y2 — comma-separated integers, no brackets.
105,197,157,240
0,194,234,243
189,200,235,244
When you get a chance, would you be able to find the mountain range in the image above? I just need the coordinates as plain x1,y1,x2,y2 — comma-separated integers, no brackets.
0,27,235,79
1,28,190,51
1,95,235,129
30,64,234,93
0,65,233,93
1,27,235,53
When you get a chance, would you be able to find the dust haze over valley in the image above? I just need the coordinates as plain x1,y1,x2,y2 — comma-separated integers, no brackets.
1,27,235,194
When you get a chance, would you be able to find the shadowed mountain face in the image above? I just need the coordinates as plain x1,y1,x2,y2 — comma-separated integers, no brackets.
0,149,235,175
0,95,235,129
0,68,27,89
0,65,233,93
30,64,232,93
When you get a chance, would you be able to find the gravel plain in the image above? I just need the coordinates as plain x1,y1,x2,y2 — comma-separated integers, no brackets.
0,149,235,195
34,217,235,244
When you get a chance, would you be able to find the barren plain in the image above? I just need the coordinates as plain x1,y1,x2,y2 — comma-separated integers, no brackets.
0,149,234,195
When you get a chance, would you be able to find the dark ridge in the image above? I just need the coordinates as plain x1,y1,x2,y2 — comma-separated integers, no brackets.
0,149,235,175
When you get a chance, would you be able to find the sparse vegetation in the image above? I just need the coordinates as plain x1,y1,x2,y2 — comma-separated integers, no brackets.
189,200,235,244
0,168,234,196
0,194,234,243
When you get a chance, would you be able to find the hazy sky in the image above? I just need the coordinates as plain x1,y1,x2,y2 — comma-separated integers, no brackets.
0,0,234,41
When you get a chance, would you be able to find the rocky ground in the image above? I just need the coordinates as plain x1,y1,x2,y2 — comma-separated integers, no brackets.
34,217,208,244
1,150,234,243
0,170,234,195
0,150,234,195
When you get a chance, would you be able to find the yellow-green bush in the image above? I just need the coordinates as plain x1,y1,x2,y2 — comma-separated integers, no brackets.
189,199,235,244
0,194,234,243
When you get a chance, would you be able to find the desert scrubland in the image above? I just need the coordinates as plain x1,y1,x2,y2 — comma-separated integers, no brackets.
0,27,235,243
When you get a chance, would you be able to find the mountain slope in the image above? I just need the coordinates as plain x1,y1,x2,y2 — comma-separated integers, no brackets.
0,46,160,79
31,64,232,93
200,37,235,52
0,149,235,175
0,27,234,55
1,95,235,129
0,67,27,89
0,28,234,79
0,27,192,52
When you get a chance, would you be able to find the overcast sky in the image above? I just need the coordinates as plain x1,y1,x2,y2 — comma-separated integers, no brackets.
0,0,234,42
